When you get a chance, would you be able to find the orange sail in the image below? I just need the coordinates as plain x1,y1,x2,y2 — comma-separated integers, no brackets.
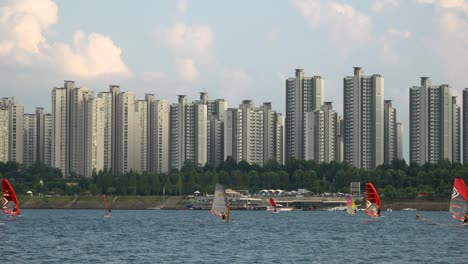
2,179,20,216
102,194,111,217
365,182,381,217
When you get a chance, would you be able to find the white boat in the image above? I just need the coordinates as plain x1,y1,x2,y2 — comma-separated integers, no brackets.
402,208,417,211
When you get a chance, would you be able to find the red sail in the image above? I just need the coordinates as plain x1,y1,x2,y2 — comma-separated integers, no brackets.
269,198,277,208
450,178,468,221
365,182,381,217
102,194,111,217
2,179,20,216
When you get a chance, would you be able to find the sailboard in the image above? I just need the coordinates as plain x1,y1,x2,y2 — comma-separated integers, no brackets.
102,194,111,218
365,182,381,218
2,179,20,217
211,184,230,222
346,195,357,215
269,198,281,213
449,178,468,222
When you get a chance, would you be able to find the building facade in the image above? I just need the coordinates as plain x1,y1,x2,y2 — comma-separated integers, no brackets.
286,70,324,160
343,67,384,169
410,77,459,164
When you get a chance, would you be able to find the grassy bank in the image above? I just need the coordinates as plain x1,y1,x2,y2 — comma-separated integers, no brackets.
19,195,165,210
17,196,452,211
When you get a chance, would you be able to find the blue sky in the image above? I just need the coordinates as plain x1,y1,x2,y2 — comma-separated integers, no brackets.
1,0,468,160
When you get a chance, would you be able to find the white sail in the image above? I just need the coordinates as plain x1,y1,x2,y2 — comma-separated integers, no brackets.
211,184,230,221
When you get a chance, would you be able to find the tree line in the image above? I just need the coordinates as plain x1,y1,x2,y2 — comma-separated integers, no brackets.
0,157,466,199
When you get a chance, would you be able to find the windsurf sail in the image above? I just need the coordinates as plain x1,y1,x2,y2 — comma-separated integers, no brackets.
365,182,381,217
269,198,279,212
2,179,20,216
346,195,357,215
102,194,111,217
449,178,468,222
211,184,230,221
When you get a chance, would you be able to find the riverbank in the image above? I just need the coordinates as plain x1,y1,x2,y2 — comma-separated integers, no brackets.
19,195,171,210
18,195,451,211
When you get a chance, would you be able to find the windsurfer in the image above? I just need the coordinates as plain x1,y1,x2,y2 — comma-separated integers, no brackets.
416,213,421,221
221,212,226,220
464,212,468,223
377,208,381,216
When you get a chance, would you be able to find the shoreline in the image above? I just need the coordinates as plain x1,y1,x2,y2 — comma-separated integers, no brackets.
18,195,451,211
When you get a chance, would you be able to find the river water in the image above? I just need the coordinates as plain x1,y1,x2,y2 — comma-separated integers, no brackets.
1,210,467,263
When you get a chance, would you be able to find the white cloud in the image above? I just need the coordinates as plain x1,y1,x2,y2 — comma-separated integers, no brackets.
50,31,131,78
140,71,166,81
178,58,199,81
433,11,468,84
372,0,399,13
415,0,468,10
0,0,131,78
380,28,411,64
0,0,58,63
292,0,372,56
177,0,188,16
156,23,213,58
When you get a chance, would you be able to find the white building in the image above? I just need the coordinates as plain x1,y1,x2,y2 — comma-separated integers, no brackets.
23,114,37,167
98,90,113,171
286,70,324,160
384,100,396,164
240,100,264,165
134,100,148,172
87,97,105,177
410,77,458,164
155,100,170,173
343,67,384,169
0,109,9,163
463,89,468,164
52,87,68,176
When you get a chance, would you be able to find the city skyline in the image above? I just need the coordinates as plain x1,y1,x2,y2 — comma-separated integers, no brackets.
2,0,468,162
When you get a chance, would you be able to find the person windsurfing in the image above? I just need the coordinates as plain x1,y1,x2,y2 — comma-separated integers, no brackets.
464,212,468,224
221,212,226,220
416,213,421,221
377,208,381,216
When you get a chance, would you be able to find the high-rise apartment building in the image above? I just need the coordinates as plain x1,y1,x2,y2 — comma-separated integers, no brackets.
98,91,113,171
343,67,384,169
274,113,285,164
463,89,468,164
452,97,461,163
134,100,148,172
155,100,170,173
52,86,68,176
286,70,324,160
8,103,24,164
87,97,105,177
146,94,157,173
410,77,458,164
322,102,337,163
209,99,227,167
239,100,264,165
70,86,94,176
384,100,397,164
117,91,135,173
0,109,8,162
396,122,404,160
23,114,37,167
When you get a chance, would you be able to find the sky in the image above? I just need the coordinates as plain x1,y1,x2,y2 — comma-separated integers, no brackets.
1,0,468,160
